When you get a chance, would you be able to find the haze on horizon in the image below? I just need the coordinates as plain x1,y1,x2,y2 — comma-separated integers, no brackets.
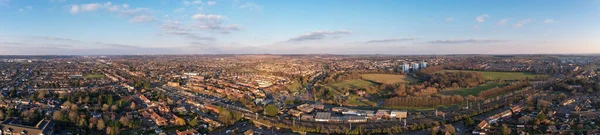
1,0,599,55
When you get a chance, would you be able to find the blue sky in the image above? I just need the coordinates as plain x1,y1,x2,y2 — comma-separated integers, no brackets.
1,0,599,55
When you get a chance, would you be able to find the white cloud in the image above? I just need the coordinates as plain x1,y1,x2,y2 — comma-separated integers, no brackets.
129,15,156,23
544,19,554,24
445,17,454,21
240,2,262,11
473,25,479,29
497,18,508,25
514,19,533,27
160,20,216,41
69,2,156,24
26,5,32,9
288,30,352,41
190,14,241,34
81,3,102,11
191,14,227,20
207,1,216,6
475,14,489,23
366,38,417,43
105,2,120,12
69,4,80,14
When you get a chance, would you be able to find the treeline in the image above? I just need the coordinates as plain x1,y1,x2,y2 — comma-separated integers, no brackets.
478,81,530,98
392,72,485,97
383,95,465,107
428,71,485,89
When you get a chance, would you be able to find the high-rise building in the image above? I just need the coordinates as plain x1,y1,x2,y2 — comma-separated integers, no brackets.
402,64,410,73
412,63,420,71
420,62,427,68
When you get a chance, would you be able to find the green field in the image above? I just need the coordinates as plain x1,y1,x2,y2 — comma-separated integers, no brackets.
360,74,419,84
439,83,504,96
327,79,375,91
84,74,105,79
285,81,303,92
439,70,549,80
347,94,377,106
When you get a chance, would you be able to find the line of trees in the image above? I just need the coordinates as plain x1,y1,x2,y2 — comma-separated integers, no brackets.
478,81,530,98
383,95,465,107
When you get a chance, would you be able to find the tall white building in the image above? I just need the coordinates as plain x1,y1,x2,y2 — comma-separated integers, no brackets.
420,62,427,68
412,63,420,71
402,64,410,73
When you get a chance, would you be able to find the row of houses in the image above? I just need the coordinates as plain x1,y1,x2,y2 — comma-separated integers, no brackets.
474,105,523,135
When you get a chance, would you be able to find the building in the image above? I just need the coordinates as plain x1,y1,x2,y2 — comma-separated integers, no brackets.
168,82,180,87
402,64,410,73
176,129,200,135
345,116,368,123
375,110,391,119
420,61,427,68
390,110,408,119
287,109,303,117
412,63,420,71
0,118,55,135
315,112,331,122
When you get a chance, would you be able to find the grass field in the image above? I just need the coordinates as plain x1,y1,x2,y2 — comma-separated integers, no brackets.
285,81,303,92
439,70,550,80
84,74,105,79
439,83,504,96
360,74,419,84
327,79,375,91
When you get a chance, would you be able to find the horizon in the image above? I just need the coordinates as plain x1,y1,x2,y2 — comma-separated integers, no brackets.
1,0,600,55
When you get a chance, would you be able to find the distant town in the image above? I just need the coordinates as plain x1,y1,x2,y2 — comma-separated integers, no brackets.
0,54,598,135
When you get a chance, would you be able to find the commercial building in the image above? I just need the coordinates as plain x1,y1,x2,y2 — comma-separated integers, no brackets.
0,118,55,135
390,111,408,119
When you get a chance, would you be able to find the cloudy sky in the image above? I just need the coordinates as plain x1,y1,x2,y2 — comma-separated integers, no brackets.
1,0,599,55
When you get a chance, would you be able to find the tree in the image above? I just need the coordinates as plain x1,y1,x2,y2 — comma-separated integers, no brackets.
37,90,47,99
102,104,110,112
175,117,186,126
111,105,118,111
53,111,64,121
265,104,279,117
129,102,136,110
189,117,199,127
97,119,106,130
501,124,509,135
464,117,474,126
119,117,130,127
69,111,79,123
0,110,5,120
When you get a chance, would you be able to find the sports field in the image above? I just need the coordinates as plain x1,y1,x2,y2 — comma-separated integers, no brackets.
439,70,549,80
439,83,504,96
360,74,419,84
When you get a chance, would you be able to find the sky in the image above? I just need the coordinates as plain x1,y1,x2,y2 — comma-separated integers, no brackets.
1,0,600,55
